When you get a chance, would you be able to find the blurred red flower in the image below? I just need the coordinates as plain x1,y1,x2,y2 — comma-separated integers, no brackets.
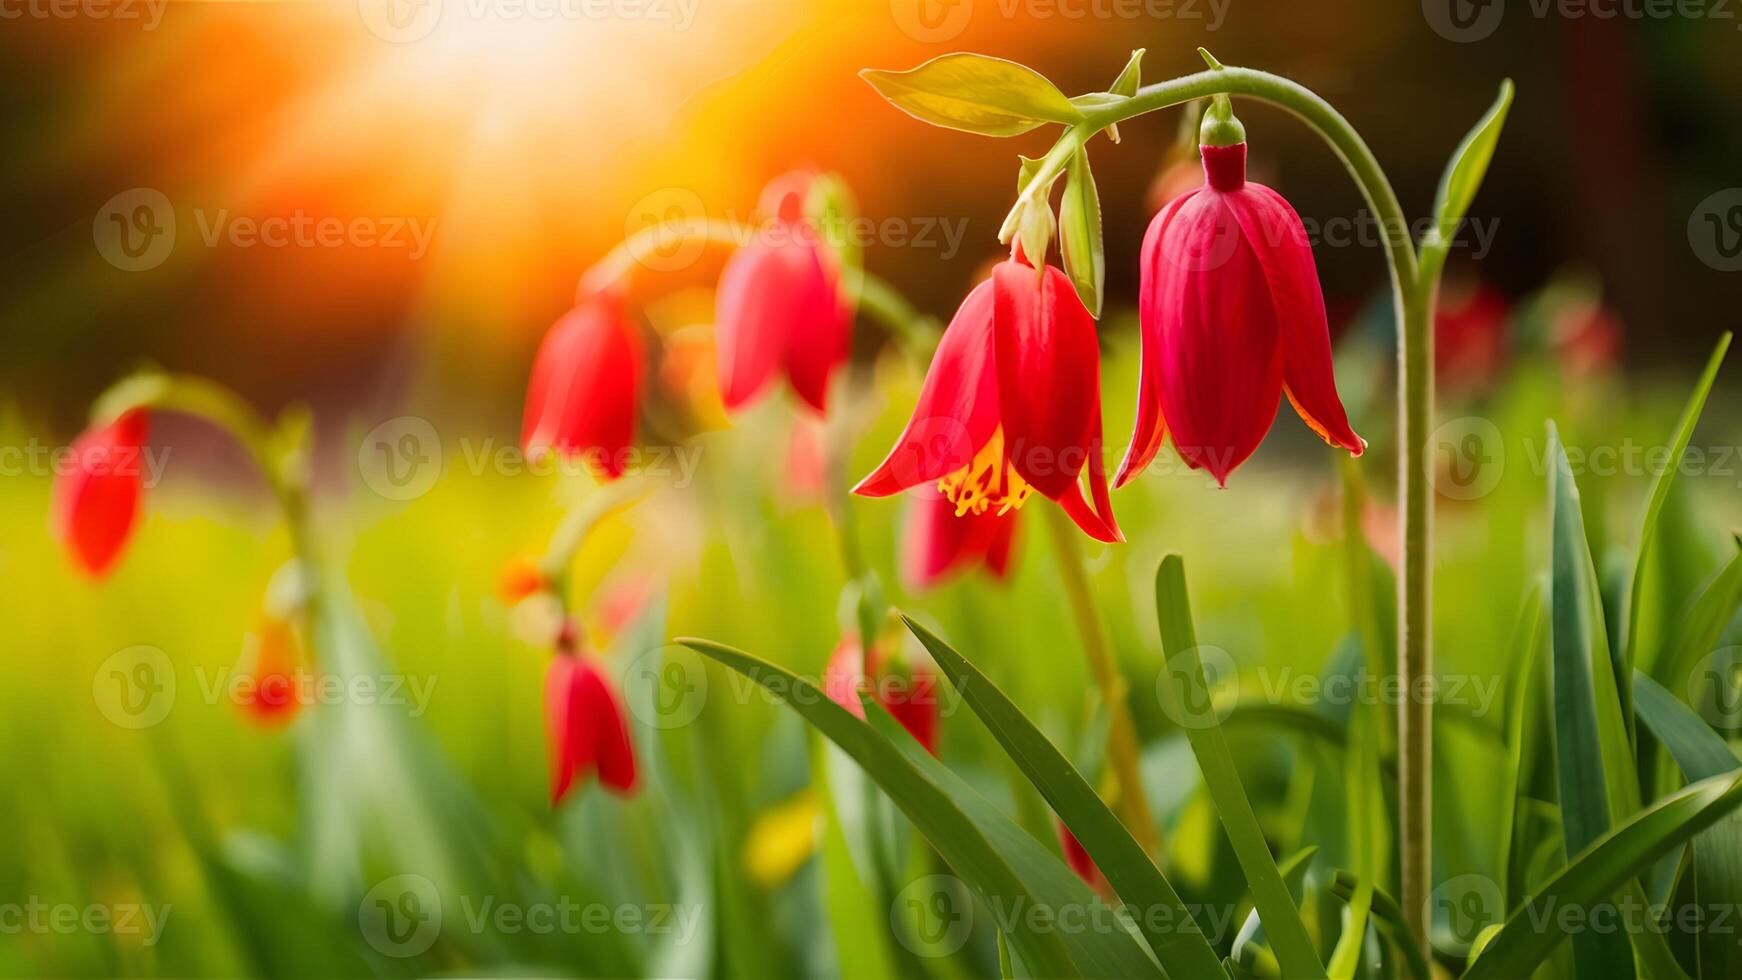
902,494,1017,591
521,288,644,479
546,641,638,804
53,409,150,578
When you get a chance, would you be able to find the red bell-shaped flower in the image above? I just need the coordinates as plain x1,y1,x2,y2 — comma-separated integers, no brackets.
1121,132,1364,488
854,253,1120,543
54,409,150,578
521,288,643,479
715,172,852,413
902,494,1016,591
545,642,638,804
239,613,302,726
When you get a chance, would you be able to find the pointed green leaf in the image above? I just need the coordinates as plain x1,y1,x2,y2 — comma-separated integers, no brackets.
1654,539,1742,692
861,54,1082,137
1498,583,1547,909
1059,147,1105,317
678,637,1159,978
1623,333,1733,691
1327,874,1430,980
1547,421,1639,979
1156,555,1327,978
1464,770,1742,980
1427,80,1513,254
1634,671,1742,977
901,614,1228,979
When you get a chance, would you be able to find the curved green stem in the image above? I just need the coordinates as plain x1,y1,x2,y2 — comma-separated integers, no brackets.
1078,63,1434,953
538,476,653,604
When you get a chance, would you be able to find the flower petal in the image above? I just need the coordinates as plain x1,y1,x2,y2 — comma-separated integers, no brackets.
854,279,999,497
901,495,1013,590
1139,190,1283,486
545,656,594,805
583,660,639,796
990,259,1102,502
521,294,643,479
54,409,149,578
1225,183,1364,457
1115,194,1193,487
782,242,852,413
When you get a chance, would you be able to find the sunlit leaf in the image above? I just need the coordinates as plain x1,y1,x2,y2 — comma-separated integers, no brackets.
860,54,1082,137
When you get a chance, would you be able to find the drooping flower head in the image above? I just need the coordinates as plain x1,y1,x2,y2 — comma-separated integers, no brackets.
53,409,150,578
715,171,854,413
239,613,303,726
902,493,1017,592
1121,99,1364,487
545,623,638,804
854,252,1120,543
521,287,643,479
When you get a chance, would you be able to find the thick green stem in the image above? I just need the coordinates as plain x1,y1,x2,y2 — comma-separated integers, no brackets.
1081,63,1434,952
1043,502,1162,859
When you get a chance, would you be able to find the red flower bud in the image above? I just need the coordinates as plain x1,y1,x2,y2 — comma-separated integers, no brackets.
823,638,940,755
521,290,643,479
1057,820,1105,889
545,653,638,804
53,409,149,578
1123,142,1364,487
715,172,852,413
854,253,1120,543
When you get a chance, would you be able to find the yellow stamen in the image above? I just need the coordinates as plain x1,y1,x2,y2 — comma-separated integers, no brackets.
936,426,1033,517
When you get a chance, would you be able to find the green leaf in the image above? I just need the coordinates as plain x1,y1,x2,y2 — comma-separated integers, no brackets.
1155,555,1327,979
1327,874,1430,980
677,638,1155,978
1058,147,1105,317
1464,770,1742,980
1546,421,1640,979
859,700,1165,979
1634,671,1742,977
1622,333,1734,697
860,54,1082,137
1653,540,1742,692
812,742,897,980
1426,80,1513,255
900,615,1228,979
1497,583,1547,909
1110,48,1144,97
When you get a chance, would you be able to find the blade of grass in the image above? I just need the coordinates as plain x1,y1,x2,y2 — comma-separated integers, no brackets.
1621,333,1733,728
1328,873,1430,980
1634,671,1742,977
1155,555,1327,979
1498,583,1548,910
901,614,1229,979
1464,770,1742,980
1547,421,1641,979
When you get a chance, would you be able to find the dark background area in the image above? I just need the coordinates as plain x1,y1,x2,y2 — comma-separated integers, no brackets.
1,0,1737,434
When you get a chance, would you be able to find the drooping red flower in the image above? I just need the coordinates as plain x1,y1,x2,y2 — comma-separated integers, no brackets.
853,254,1120,543
902,493,1017,591
546,645,638,804
822,638,940,755
715,172,852,413
53,409,150,578
521,288,643,479
1436,280,1509,390
1121,140,1365,487
240,614,302,726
